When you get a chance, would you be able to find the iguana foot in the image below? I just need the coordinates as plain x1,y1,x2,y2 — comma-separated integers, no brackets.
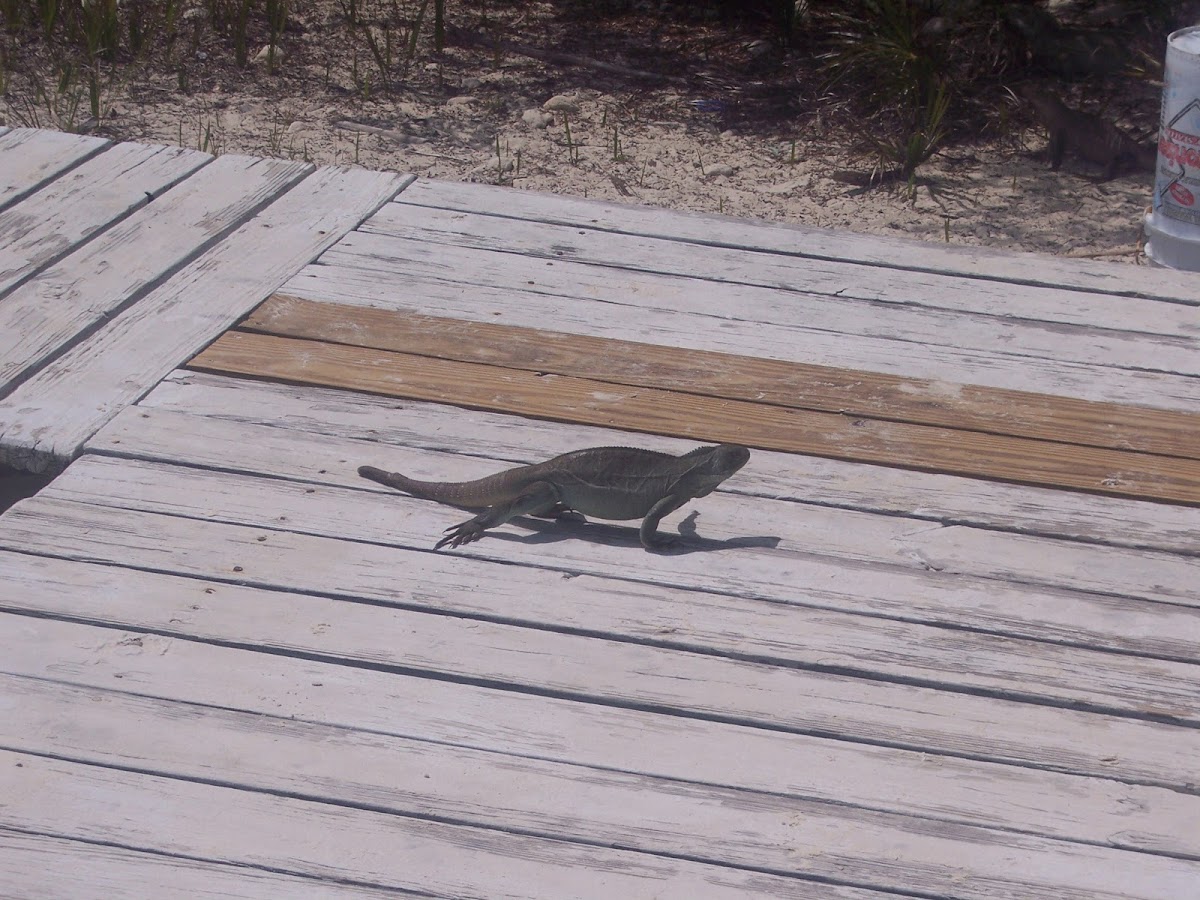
435,519,487,550
642,533,682,552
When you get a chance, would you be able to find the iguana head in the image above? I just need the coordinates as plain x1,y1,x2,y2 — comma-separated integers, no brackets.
683,443,750,496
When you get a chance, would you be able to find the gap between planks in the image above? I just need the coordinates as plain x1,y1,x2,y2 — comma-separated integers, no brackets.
1,600,1196,863
190,325,1200,507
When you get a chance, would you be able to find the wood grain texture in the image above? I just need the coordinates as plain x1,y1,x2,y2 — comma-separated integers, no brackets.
322,228,1200,378
82,409,1200,653
189,329,1200,506
138,371,1200,555
395,177,1200,304
4,672,1198,894
0,128,108,212
246,293,1200,459
0,156,307,397
1,591,1193,864
288,255,1200,414
0,747,913,900
0,829,420,900
0,165,411,473
0,142,207,297
4,495,1198,789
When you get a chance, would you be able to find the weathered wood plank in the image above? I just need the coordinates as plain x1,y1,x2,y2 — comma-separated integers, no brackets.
288,259,1200,414
370,197,1200,334
3,503,1197,789
0,128,109,211
245,294,1200,459
0,142,207,297
322,229,1200,378
0,156,308,397
4,604,1194,861
0,166,411,473
395,177,1200,304
0,829,420,899
189,330,1200,506
84,408,1200,643
5,672,1198,894
137,371,1200,555
0,748,920,900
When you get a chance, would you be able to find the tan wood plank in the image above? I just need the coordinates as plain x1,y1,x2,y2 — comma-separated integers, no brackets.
0,166,410,474
0,156,307,397
84,409,1200,654
0,829,420,900
137,372,1200,555
395,177,1200,305
0,128,108,211
4,672,1198,896
0,747,918,900
0,142,207,297
4,499,1198,789
4,601,1194,856
189,330,1200,506
247,293,1200,460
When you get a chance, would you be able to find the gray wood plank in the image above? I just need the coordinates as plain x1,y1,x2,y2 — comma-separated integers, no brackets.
290,257,1200,414
4,673,1197,897
396,177,1200,304
88,405,1200,614
0,142,207,297
1,600,1190,859
0,166,411,473
138,371,1200,556
0,155,308,397
0,829,422,899
57,445,1200,666
321,229,1200,377
65,412,1200,709
0,748,914,900
0,128,109,212
1,509,1196,789
371,197,1200,340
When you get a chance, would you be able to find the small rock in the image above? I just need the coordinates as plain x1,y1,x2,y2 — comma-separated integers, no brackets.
253,44,285,65
705,163,735,178
522,108,553,129
543,94,580,114
461,77,483,90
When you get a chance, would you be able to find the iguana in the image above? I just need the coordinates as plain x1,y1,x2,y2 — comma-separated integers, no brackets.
1017,85,1157,181
358,443,751,550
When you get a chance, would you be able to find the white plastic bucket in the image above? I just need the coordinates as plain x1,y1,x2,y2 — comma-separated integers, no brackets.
1146,25,1200,269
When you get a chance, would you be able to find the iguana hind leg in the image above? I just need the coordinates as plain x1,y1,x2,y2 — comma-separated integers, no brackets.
435,481,562,549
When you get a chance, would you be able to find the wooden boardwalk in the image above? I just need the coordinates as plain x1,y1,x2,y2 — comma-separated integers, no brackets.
1,127,1199,898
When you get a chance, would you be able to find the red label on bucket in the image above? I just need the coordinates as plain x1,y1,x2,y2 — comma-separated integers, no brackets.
1169,182,1196,206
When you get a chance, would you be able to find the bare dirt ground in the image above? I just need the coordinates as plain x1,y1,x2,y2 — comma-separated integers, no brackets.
1,1,1164,262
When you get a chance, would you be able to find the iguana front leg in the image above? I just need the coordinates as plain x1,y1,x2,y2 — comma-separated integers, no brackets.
436,481,562,549
638,492,695,550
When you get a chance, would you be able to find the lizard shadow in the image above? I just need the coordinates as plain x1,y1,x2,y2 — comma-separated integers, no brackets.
497,511,780,554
